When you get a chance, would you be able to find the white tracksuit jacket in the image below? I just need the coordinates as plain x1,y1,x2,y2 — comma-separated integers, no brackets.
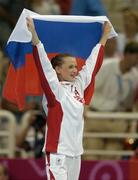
33,42,104,157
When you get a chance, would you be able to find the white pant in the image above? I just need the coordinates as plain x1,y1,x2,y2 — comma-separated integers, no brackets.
45,153,81,180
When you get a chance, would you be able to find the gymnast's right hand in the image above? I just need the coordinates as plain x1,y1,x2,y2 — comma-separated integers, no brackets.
26,17,40,45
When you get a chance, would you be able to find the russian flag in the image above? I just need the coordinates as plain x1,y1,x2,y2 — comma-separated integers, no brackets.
3,8,117,110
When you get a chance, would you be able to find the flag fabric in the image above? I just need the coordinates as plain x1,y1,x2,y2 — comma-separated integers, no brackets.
3,8,117,110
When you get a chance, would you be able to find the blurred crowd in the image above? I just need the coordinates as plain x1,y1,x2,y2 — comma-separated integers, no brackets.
0,0,138,162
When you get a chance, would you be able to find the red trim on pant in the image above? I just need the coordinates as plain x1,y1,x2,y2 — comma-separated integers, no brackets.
46,153,55,180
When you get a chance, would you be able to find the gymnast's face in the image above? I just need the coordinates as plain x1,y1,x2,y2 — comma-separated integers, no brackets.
55,56,78,82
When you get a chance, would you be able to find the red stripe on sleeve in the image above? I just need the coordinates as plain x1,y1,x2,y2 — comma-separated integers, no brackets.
33,46,56,107
84,45,104,105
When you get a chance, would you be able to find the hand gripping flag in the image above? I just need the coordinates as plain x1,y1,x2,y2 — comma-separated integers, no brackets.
3,8,117,110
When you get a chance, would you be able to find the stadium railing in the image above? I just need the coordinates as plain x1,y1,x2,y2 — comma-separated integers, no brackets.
0,110,16,157
84,111,138,157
